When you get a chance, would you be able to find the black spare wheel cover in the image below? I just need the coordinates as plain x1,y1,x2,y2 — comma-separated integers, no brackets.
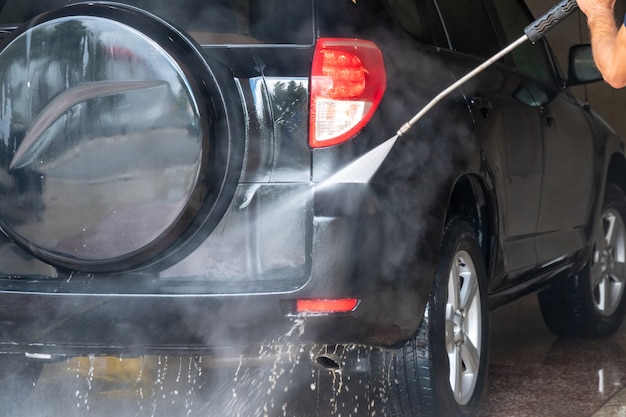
0,2,242,272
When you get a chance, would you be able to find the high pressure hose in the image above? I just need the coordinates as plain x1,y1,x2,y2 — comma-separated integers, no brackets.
396,0,579,137
321,0,580,186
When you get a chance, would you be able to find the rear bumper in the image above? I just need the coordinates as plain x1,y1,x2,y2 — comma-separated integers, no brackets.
0,287,425,357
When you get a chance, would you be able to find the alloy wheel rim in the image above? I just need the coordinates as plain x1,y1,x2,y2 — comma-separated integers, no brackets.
445,250,482,405
591,208,626,316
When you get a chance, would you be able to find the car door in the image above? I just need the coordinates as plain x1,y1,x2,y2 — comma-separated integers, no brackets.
536,94,595,263
436,0,543,277
487,0,595,265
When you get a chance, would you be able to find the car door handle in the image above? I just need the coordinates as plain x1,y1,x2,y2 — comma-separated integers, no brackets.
541,106,556,129
470,96,493,118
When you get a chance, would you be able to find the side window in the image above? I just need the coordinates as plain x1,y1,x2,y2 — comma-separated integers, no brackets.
487,0,556,84
386,0,447,48
434,0,500,58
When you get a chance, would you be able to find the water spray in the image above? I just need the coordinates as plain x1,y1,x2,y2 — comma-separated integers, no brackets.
321,0,579,187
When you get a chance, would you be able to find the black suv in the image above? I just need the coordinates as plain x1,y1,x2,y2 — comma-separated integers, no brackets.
0,0,622,416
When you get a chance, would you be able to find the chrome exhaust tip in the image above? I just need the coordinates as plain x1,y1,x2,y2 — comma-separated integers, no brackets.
309,345,371,375
313,353,342,371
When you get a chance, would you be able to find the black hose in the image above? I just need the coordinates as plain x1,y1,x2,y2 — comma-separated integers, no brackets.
524,0,579,42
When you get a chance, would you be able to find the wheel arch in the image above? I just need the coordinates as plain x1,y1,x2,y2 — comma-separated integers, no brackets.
606,152,626,197
446,175,495,274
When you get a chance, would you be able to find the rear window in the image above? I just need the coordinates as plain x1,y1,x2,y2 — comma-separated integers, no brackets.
0,0,314,44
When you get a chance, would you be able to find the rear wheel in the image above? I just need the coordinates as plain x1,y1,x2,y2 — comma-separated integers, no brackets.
539,183,626,338
374,217,489,417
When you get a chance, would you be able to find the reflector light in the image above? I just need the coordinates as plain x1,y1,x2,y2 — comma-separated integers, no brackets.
296,298,359,314
310,38,386,148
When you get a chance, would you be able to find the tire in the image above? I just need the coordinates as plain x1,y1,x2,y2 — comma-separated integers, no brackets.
373,217,489,417
539,183,626,338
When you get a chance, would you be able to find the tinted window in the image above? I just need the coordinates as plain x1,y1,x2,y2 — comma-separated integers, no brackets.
434,0,500,58
386,0,447,48
0,0,314,44
487,0,556,83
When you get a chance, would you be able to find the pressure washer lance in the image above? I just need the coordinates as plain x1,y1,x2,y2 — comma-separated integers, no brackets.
321,0,579,187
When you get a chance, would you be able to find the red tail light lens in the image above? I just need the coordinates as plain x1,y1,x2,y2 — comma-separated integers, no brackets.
310,38,386,148
296,298,359,314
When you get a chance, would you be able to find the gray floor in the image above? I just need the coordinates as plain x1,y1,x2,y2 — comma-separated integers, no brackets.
8,294,626,416
483,296,626,417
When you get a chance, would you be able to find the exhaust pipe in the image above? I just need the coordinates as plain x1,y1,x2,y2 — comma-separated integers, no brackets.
314,352,342,372
309,345,371,374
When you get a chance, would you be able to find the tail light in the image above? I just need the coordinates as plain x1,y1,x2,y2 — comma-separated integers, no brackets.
310,38,386,148
296,298,359,314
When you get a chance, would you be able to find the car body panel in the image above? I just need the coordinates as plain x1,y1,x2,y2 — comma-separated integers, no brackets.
0,0,619,357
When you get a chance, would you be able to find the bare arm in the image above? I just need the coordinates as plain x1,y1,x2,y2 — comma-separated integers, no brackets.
578,0,626,88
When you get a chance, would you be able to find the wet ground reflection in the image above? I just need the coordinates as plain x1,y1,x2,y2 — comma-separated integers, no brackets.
481,296,626,417
5,294,626,417
8,349,374,417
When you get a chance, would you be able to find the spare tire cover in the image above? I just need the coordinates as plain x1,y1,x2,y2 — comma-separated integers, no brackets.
0,3,240,271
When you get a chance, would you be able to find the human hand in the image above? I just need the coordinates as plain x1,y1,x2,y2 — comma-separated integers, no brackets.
577,0,616,18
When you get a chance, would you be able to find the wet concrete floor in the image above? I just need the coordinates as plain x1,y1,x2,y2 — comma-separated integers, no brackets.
482,296,626,417
6,294,626,417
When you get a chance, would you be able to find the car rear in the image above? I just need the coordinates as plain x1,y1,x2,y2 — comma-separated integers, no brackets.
0,0,432,359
